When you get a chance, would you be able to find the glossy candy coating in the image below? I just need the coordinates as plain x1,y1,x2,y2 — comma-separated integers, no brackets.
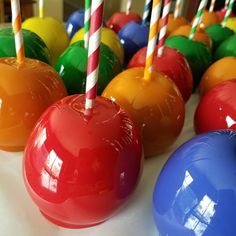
153,130,236,236
214,35,236,61
128,46,193,101
0,27,51,64
194,10,219,29
23,94,143,228
118,22,149,64
55,40,121,95
66,10,106,39
199,57,236,96
0,58,67,151
226,17,236,33
159,14,188,36
66,9,85,39
23,17,69,64
107,12,142,33
165,35,212,88
170,24,212,49
195,80,236,134
216,8,234,21
102,68,185,157
70,27,124,65
205,24,234,52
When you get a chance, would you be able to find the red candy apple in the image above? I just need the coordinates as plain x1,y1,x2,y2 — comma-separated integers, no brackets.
195,79,236,134
216,8,234,21
23,94,143,228
128,46,193,101
106,12,142,33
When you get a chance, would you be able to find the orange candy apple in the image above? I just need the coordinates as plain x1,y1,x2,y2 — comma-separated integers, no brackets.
0,58,67,151
102,68,185,157
193,10,219,29
170,24,212,48
159,14,188,36
199,57,236,96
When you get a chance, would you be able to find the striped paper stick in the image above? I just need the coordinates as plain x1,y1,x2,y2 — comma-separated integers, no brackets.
157,0,172,57
189,0,207,40
224,0,230,9
142,0,152,25
85,0,104,110
39,0,45,18
144,0,162,81
222,0,235,27
174,0,183,18
126,0,132,14
209,0,216,12
84,0,91,48
11,0,25,63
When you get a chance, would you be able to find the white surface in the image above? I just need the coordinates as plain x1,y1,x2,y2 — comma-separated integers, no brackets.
0,94,198,236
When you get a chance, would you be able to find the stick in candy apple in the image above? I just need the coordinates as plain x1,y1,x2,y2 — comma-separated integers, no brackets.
128,0,193,102
103,0,185,157
23,0,69,64
166,0,212,88
0,0,67,151
23,0,143,228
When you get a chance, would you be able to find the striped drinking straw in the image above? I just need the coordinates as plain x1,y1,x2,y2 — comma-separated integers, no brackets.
222,0,235,27
11,0,25,63
126,0,132,14
142,0,152,25
85,0,104,110
174,0,183,18
209,0,216,12
39,0,45,18
189,0,207,40
84,0,91,48
157,0,172,57
224,0,230,9
144,0,162,81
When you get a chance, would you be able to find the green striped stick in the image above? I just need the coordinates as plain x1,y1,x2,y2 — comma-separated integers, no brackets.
189,0,207,40
84,0,91,48
222,0,235,27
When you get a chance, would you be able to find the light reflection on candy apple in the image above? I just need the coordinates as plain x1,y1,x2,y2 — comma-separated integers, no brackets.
153,130,236,236
70,27,124,65
23,17,69,64
165,35,212,88
66,9,85,39
159,14,188,36
169,24,212,49
0,58,67,151
199,56,236,96
23,94,143,228
102,68,185,157
195,79,236,134
0,27,51,64
55,41,121,95
128,46,193,102
118,22,149,64
107,12,142,33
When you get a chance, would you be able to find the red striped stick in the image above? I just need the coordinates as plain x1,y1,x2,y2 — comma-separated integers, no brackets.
11,0,25,63
85,0,104,110
157,0,172,57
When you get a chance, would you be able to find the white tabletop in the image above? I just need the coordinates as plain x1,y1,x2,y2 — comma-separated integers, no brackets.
0,94,198,236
